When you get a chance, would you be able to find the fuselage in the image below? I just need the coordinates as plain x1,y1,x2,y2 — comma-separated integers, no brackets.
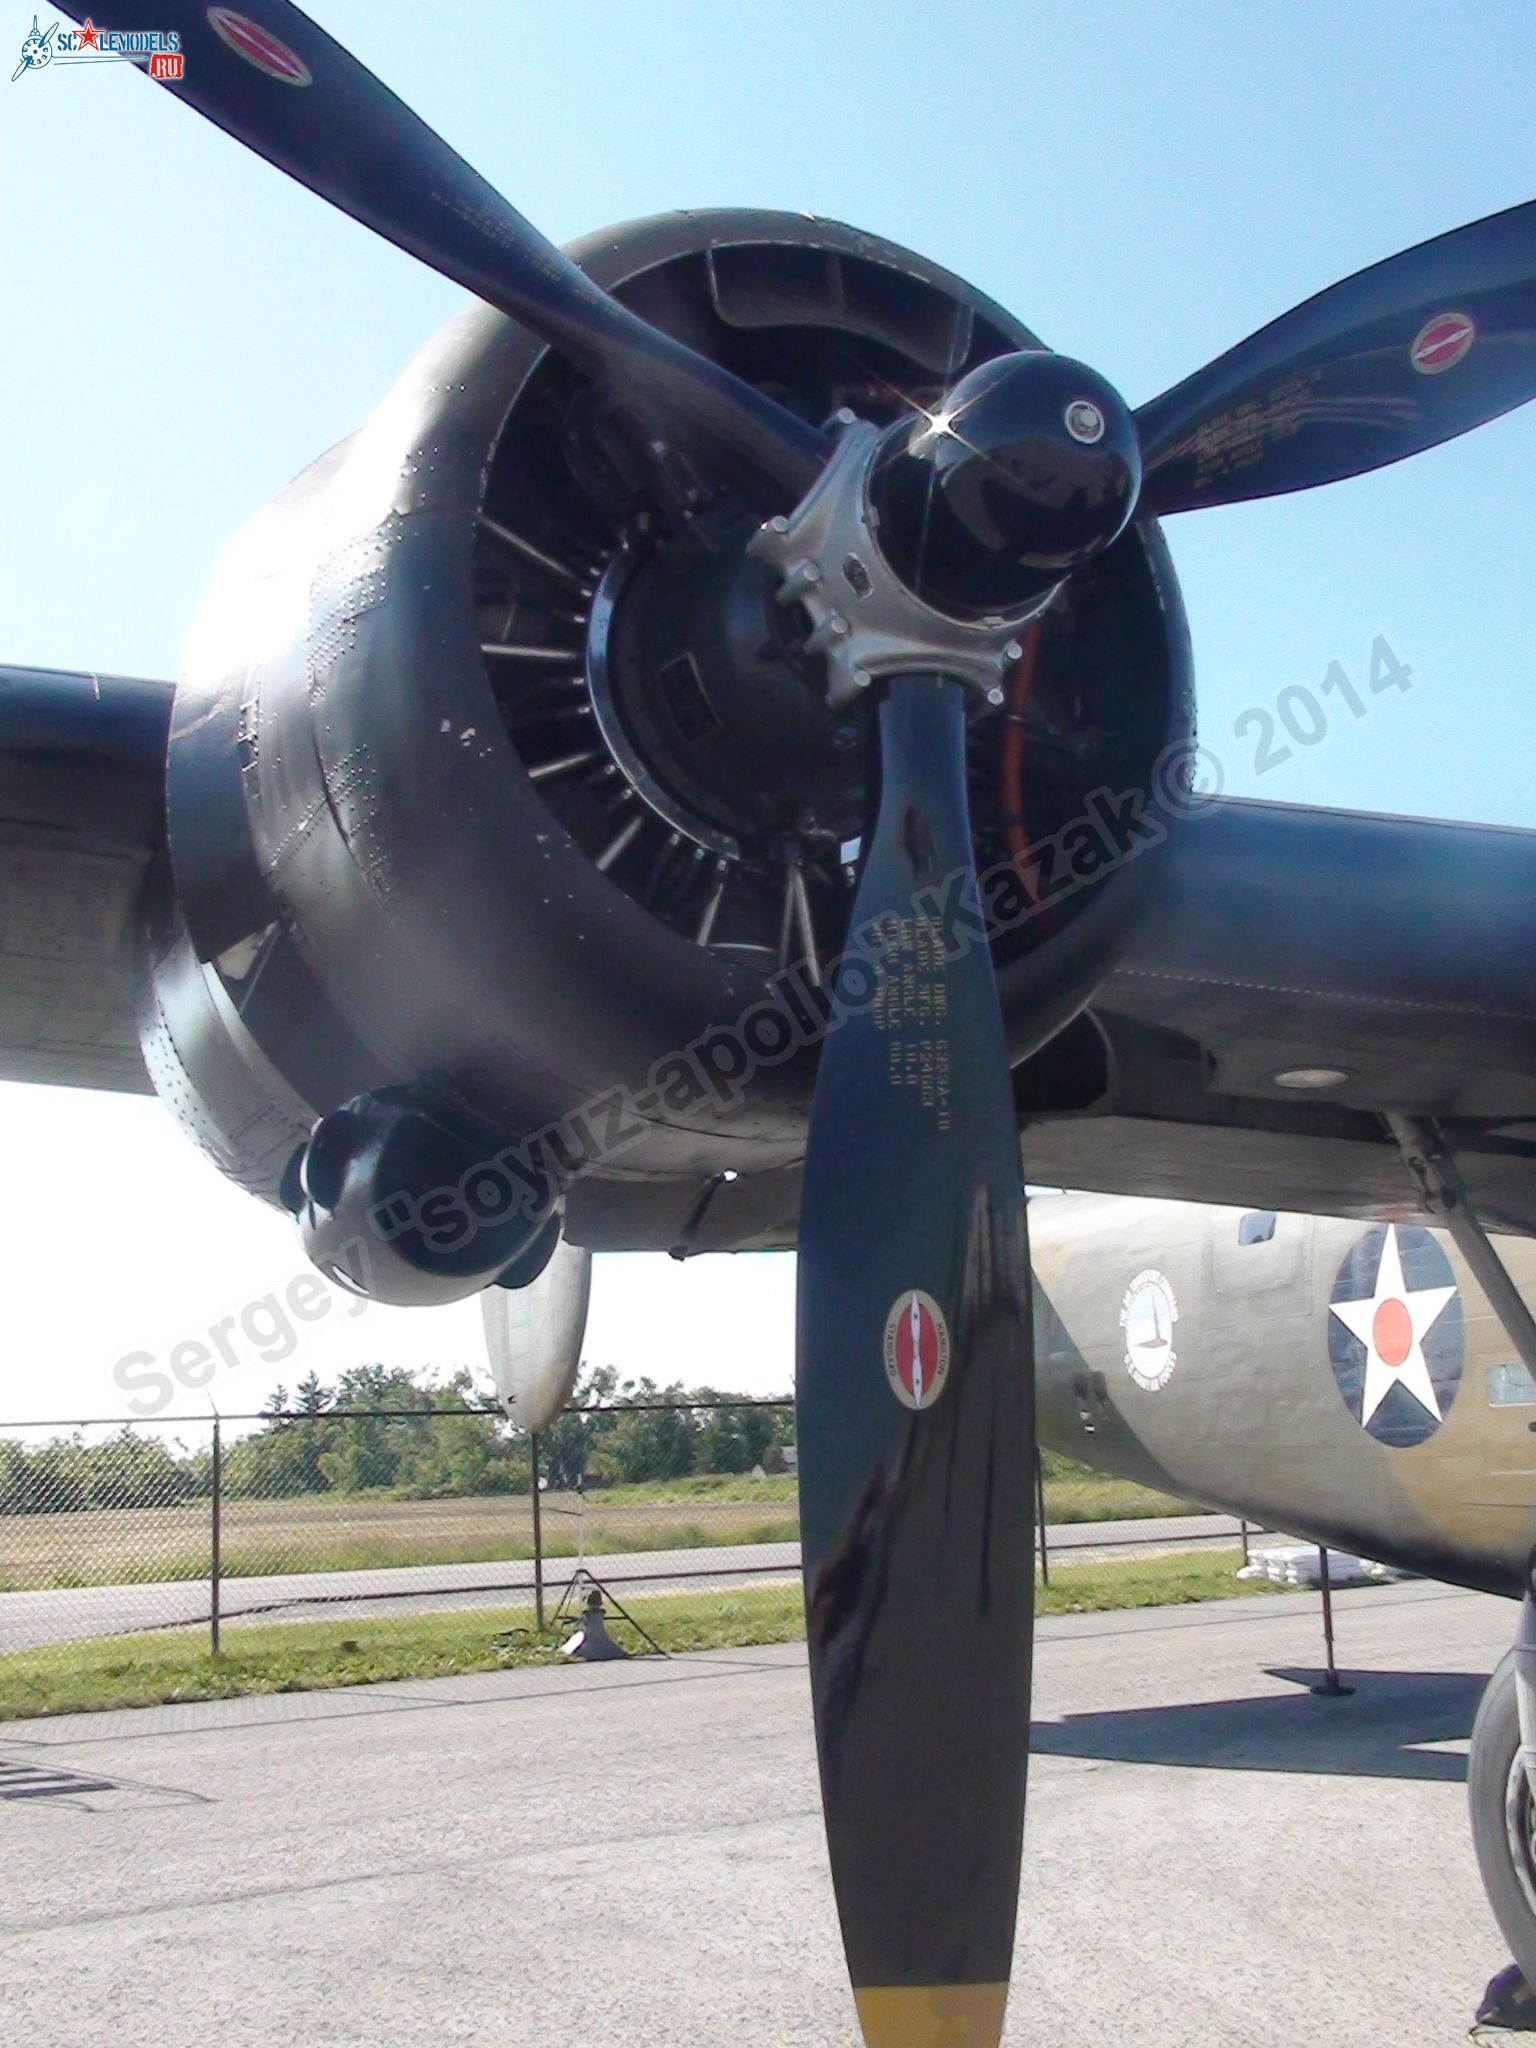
1031,1190,1536,1596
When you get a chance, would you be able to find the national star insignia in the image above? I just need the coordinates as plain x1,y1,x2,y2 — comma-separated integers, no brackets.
1327,1223,1457,1429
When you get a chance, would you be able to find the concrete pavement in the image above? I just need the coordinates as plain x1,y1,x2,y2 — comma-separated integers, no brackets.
0,1578,1511,2045
0,1511,1251,1650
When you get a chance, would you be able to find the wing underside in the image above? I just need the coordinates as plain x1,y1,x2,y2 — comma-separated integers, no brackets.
1038,794,1536,1231
567,794,1536,1248
0,665,172,1094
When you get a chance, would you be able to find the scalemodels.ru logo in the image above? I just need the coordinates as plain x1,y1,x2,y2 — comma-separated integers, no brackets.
12,15,184,81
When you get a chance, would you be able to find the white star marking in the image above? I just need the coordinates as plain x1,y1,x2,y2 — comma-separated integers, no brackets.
1328,1225,1457,1430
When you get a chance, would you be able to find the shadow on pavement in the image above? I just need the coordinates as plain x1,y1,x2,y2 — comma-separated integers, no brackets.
1031,1667,1488,1781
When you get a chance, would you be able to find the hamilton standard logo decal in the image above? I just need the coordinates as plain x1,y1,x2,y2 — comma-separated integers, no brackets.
1064,398,1106,444
883,1291,951,1411
1120,1268,1179,1390
1327,1224,1462,1446
207,7,312,85
1410,311,1475,376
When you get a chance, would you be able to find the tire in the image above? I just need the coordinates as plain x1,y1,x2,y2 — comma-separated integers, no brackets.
1470,1647,1536,1983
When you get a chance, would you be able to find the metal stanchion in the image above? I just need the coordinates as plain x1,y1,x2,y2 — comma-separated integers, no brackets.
530,1432,546,1632
1239,1518,1251,1567
544,1479,666,1657
1309,1546,1353,1697
210,1415,222,1659
1035,1450,1049,1587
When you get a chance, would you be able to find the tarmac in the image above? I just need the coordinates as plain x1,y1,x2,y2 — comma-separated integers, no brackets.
0,1578,1513,2046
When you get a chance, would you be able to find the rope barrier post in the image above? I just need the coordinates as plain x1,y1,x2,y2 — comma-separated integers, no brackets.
1309,1546,1353,1697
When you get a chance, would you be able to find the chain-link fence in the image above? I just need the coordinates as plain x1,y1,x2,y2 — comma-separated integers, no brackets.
0,1405,1257,1717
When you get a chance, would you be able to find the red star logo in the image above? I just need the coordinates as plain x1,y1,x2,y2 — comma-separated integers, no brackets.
76,17,100,49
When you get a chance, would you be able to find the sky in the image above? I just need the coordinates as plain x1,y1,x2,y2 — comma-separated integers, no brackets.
1,2,1533,1426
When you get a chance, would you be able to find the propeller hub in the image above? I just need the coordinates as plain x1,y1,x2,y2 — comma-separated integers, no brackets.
867,352,1141,619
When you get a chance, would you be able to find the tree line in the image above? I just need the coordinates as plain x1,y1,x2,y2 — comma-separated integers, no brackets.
0,1364,794,1516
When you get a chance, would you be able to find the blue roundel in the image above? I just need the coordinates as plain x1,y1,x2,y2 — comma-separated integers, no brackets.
1326,1224,1463,1448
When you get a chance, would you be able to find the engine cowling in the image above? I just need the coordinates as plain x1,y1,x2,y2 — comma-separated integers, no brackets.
138,208,1193,1300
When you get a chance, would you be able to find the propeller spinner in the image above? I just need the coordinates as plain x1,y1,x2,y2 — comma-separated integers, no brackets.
72,5,1536,2039
867,351,1142,617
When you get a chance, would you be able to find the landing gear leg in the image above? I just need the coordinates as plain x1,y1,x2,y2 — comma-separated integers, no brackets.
1386,1113,1536,1378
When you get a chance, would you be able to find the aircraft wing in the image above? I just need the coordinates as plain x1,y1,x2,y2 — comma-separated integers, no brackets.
1020,794,1536,1233
564,793,1536,1252
0,665,172,1094
6,663,1536,1247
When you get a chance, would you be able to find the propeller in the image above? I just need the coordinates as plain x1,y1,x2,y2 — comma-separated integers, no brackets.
65,2,826,515
1134,198,1536,515
481,1235,592,1436
73,12,1536,2039
857,196,1536,620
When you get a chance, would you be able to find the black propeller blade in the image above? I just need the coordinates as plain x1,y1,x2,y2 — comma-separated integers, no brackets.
796,675,1034,2048
58,2,826,514
1135,198,1536,515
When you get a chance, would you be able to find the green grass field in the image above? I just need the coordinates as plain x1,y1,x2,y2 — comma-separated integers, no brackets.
0,1549,1277,1721
0,1466,1196,1592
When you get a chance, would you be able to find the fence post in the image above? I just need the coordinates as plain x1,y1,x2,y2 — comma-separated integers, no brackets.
1240,1517,1252,1567
1035,1448,1049,1587
210,1416,222,1658
530,1431,546,1632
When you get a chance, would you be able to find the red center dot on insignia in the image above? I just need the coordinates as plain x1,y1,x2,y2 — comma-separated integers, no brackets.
1373,1297,1412,1368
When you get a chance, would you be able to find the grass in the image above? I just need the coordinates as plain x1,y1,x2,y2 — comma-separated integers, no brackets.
0,1467,1195,1591
1041,1474,1196,1524
1037,1547,1281,1615
0,1549,1279,1721
0,1586,806,1719
590,1473,798,1506
0,1491,794,1590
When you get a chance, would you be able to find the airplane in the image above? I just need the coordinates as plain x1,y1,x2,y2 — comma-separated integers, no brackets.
1025,1191,1536,2008
6,4,1536,2042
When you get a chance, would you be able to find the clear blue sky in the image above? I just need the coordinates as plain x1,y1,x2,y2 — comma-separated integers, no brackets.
1,2,1532,1424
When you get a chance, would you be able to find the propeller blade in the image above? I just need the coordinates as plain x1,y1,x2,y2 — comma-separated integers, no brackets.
61,2,825,511
1136,198,1536,515
482,1236,592,1436
796,674,1034,2047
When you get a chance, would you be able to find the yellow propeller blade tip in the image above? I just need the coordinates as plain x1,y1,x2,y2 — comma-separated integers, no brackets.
854,1984,1009,2047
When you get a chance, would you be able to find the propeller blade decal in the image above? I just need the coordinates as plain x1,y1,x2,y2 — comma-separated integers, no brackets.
57,2,826,511
796,675,1034,2047
1135,198,1536,515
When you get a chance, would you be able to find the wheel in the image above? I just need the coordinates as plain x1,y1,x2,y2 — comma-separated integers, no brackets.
1470,1646,1536,1985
